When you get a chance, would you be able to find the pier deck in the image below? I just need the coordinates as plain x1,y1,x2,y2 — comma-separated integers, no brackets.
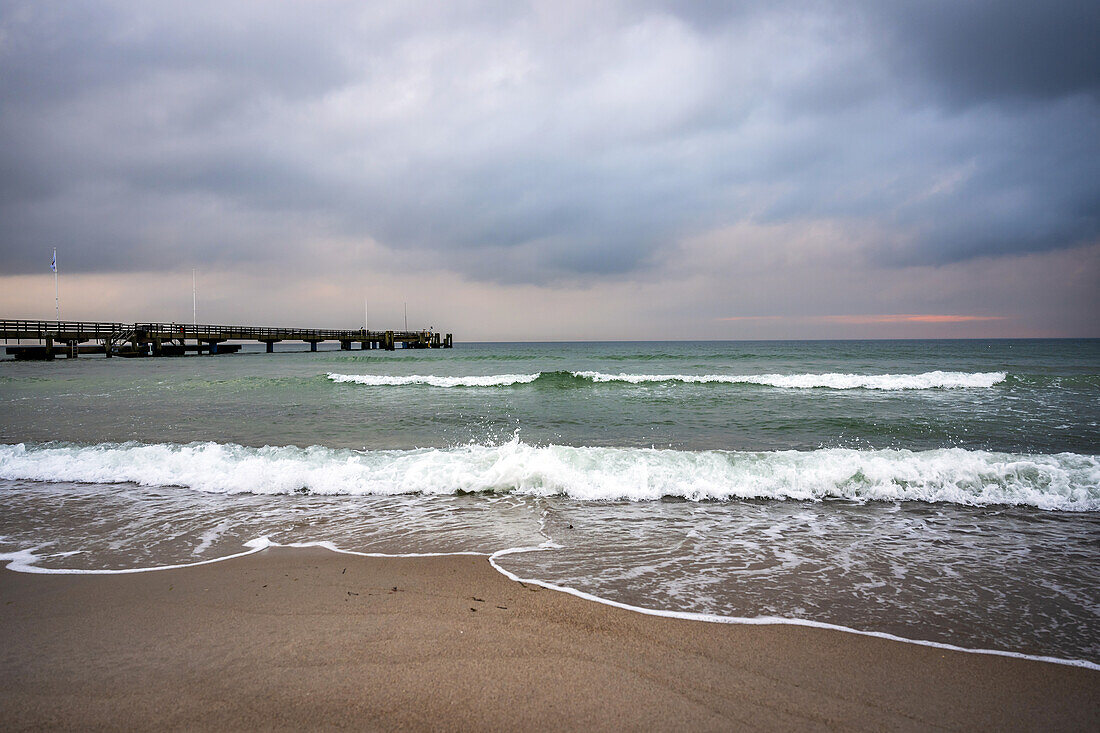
1,319,452,360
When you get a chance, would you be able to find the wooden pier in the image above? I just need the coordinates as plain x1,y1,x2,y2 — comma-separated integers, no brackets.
1,319,452,360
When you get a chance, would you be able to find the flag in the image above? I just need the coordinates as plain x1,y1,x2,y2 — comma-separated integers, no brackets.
51,250,56,273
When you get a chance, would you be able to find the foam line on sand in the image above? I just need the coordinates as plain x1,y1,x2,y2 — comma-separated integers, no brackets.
4,537,1096,671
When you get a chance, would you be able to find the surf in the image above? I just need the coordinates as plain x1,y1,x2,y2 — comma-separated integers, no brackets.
2,439,1095,510
326,370,1009,390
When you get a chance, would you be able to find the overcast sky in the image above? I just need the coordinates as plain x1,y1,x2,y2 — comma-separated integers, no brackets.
1,0,1097,339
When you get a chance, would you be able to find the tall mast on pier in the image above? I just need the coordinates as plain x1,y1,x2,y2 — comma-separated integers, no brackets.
52,248,59,320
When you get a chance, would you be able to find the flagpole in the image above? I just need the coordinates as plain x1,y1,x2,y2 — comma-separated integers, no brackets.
53,248,59,321
192,269,197,327
364,299,368,332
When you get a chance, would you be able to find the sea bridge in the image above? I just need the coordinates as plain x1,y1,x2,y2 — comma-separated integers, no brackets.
0,318,452,359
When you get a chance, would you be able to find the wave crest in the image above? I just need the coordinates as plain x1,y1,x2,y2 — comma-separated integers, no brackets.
326,370,1008,390
327,372,539,387
573,370,1007,389
1,440,1095,510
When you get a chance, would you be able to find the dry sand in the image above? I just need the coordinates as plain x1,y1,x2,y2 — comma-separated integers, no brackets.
1,547,1096,731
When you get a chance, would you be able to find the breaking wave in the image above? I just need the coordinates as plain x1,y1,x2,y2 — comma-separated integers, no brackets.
1,440,1095,510
326,372,540,387
327,370,1008,390
571,370,1007,389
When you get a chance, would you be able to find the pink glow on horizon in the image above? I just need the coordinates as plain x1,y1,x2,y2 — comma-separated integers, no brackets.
822,314,1006,325
719,314,1006,324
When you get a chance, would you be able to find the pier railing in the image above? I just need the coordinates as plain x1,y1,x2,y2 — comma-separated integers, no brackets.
133,322,398,341
0,319,130,340
1,318,452,358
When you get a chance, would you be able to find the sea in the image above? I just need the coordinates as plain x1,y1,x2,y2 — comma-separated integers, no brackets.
1,339,1098,666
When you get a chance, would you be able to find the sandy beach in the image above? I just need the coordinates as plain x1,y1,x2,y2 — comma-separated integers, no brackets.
0,547,1095,731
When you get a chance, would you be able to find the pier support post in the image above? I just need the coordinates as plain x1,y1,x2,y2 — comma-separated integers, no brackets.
152,338,162,357
44,335,55,360
308,340,318,352
340,340,351,350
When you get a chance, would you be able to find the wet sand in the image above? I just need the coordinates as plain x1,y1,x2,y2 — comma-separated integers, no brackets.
1,547,1096,731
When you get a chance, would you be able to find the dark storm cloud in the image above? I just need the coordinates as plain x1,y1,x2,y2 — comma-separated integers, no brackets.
0,0,1097,283
871,0,1100,105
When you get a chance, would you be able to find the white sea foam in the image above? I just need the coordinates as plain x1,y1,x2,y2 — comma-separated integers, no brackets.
485,547,1100,671
192,520,233,556
326,372,539,387
0,539,273,575
0,537,487,575
1,440,1096,510
572,370,1008,389
325,370,1007,389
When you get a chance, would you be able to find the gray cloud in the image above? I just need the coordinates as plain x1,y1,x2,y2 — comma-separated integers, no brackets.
0,0,1097,287
871,0,1100,105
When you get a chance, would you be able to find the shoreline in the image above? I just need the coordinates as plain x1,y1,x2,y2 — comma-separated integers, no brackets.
6,537,1097,671
1,547,1096,730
